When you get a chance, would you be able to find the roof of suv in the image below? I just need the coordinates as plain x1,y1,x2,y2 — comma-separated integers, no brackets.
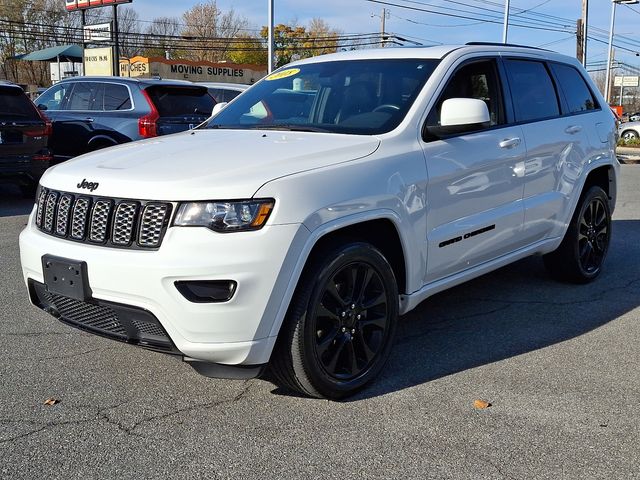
289,43,569,66
57,76,198,87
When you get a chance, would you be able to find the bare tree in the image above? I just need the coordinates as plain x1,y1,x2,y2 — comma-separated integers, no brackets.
181,0,249,62
116,6,141,59
143,17,181,58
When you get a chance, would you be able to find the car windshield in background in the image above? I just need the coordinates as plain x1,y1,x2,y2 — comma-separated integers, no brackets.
145,86,215,117
205,59,439,135
0,87,40,119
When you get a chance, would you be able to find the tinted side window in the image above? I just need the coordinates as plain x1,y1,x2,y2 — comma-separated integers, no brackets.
103,83,132,110
550,63,598,114
66,82,100,110
504,59,559,122
36,83,72,111
426,59,504,130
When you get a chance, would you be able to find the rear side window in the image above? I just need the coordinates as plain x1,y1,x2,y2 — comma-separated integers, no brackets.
504,59,560,122
0,87,39,120
550,63,598,114
145,86,214,117
209,88,241,103
67,82,101,111
102,83,132,111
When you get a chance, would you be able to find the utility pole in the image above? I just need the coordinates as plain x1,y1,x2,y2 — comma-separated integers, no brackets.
502,0,510,43
581,0,589,66
112,4,120,77
576,19,584,62
267,0,274,73
380,8,387,48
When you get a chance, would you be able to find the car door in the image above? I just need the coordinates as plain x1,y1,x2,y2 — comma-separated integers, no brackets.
38,81,101,160
502,58,593,243
421,58,527,283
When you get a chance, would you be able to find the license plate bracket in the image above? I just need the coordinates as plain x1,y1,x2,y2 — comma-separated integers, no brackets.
42,255,92,301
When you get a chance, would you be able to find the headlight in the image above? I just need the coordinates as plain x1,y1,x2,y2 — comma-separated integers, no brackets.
173,199,275,232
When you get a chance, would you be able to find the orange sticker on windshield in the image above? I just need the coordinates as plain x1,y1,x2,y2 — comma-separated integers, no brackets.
265,68,300,81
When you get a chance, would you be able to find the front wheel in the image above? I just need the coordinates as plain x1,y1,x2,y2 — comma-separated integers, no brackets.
271,242,399,399
543,186,611,283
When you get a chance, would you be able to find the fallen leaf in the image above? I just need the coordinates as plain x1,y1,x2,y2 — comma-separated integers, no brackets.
473,399,491,409
44,398,60,406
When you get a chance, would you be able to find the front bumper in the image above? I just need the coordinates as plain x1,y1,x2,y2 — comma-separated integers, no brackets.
20,210,309,365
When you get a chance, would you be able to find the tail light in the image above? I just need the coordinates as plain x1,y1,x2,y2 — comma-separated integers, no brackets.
33,153,53,162
24,109,53,137
139,89,160,138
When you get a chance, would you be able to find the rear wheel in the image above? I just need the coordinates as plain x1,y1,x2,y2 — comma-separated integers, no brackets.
543,186,611,283
621,129,639,142
271,242,399,399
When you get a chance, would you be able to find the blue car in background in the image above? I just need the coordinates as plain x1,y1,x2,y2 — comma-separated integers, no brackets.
36,77,215,162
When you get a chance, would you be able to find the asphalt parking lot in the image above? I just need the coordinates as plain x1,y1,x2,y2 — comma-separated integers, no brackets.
1,166,639,479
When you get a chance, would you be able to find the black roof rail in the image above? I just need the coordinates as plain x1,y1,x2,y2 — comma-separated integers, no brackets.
465,41,548,51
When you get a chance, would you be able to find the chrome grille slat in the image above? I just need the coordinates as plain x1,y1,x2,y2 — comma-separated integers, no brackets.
89,200,112,243
138,203,169,247
71,198,91,240
36,189,47,228
55,194,73,236
112,202,137,246
35,189,171,249
43,192,58,232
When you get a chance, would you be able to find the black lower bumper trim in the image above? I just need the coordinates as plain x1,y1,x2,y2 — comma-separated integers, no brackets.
29,280,180,355
185,359,266,379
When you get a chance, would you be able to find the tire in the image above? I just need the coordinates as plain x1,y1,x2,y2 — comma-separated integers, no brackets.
543,186,611,283
621,129,639,142
271,242,399,399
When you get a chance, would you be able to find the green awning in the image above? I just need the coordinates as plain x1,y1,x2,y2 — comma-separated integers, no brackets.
20,45,83,62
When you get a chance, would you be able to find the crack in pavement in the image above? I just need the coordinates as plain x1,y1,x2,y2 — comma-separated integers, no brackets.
0,382,254,446
7,347,113,362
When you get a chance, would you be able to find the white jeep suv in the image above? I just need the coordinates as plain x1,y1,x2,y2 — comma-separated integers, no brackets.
19,43,618,399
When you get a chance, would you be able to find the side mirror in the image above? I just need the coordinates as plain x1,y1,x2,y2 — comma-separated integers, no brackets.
427,98,491,138
37,104,48,111
211,102,228,117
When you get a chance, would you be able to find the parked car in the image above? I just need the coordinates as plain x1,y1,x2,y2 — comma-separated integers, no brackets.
20,43,618,399
36,77,215,162
200,82,249,103
0,82,52,197
628,112,640,122
618,120,640,142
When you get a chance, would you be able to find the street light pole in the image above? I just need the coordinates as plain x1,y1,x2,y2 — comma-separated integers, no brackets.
605,0,640,104
268,0,274,73
502,0,510,43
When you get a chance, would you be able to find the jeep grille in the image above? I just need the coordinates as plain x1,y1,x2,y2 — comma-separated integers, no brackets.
35,188,172,249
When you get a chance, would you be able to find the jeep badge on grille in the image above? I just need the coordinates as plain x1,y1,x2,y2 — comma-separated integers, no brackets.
77,179,99,192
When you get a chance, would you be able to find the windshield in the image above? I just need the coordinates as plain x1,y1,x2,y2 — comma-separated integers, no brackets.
204,59,439,135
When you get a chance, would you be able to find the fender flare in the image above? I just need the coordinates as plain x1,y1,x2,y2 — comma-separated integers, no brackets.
265,209,409,340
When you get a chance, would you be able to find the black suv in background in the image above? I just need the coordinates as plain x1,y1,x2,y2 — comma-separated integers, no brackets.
36,77,215,162
0,82,52,196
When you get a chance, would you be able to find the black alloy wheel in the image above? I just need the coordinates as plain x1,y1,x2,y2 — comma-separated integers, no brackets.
544,186,611,283
577,195,609,275
271,242,398,399
312,261,390,381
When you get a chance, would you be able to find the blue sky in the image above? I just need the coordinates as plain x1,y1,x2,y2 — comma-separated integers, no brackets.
129,0,640,69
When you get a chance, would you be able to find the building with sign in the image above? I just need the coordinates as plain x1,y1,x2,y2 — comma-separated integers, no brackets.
120,57,267,84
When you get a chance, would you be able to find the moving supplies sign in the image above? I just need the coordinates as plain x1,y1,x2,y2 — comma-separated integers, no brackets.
121,57,267,84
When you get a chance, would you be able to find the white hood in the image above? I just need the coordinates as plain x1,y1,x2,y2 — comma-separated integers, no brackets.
41,130,380,200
